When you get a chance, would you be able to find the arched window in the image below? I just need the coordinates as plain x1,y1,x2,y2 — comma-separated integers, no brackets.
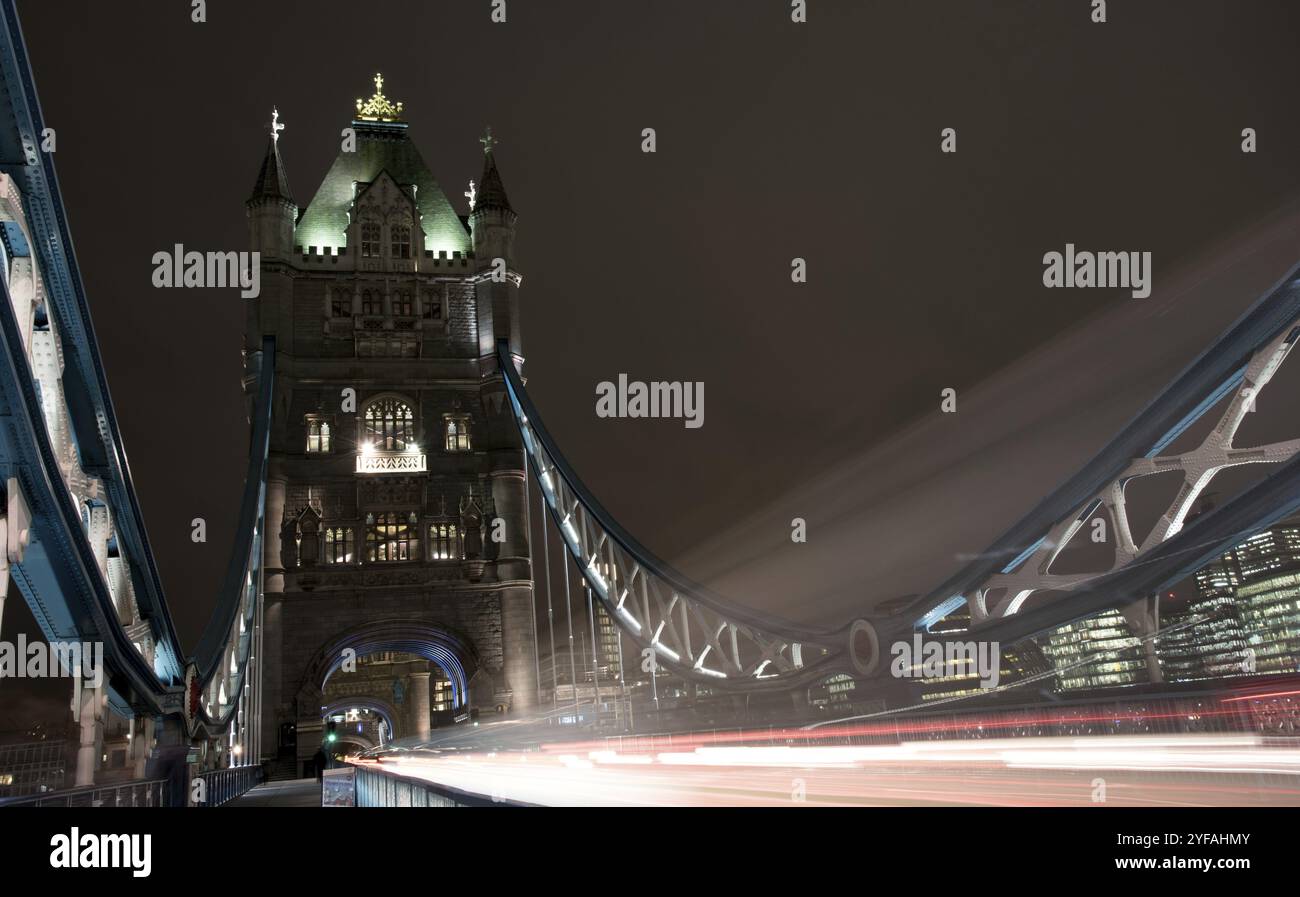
366,512,417,562
444,415,471,452
306,419,331,453
360,221,381,258
364,398,415,451
429,521,463,560
324,527,354,564
391,223,411,259
394,290,413,316
361,290,382,316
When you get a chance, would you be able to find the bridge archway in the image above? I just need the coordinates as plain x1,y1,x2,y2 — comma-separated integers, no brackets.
295,617,480,726
321,697,400,744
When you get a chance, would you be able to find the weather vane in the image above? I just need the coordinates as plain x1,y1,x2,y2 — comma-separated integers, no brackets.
479,126,498,155
270,107,284,143
464,179,477,211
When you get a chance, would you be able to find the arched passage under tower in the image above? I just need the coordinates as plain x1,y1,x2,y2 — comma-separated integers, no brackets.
286,619,484,774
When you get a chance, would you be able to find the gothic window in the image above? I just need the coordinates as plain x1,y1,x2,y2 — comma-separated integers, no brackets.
444,415,471,452
306,419,331,453
391,223,411,259
422,292,441,319
360,221,381,258
323,527,354,564
331,294,351,317
429,521,463,560
361,290,382,316
365,512,418,562
364,398,415,451
394,289,413,316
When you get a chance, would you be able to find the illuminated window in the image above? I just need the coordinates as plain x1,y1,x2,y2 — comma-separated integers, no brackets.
391,223,411,259
324,527,354,564
444,415,471,452
394,290,413,316
364,399,415,451
360,221,381,258
306,419,331,453
366,512,417,562
361,290,382,316
429,521,463,560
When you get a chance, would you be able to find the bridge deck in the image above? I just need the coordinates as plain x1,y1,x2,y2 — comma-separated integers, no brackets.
225,778,321,808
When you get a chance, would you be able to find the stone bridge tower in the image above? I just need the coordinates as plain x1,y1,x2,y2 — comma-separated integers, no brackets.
242,78,536,771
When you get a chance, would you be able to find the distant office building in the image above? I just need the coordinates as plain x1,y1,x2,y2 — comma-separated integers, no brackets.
914,607,1052,701
1160,526,1300,680
1037,609,1149,691
1157,569,1249,682
592,600,623,685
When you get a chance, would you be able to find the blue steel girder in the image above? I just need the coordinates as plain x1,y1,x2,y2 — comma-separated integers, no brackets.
194,338,273,734
0,0,185,688
905,261,1300,643
0,247,170,716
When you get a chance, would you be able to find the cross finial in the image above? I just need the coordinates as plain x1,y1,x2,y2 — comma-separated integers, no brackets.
374,72,383,93
480,126,498,155
464,179,477,211
271,106,285,143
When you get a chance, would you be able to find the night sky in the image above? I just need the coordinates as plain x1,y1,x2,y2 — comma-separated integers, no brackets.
4,0,1300,717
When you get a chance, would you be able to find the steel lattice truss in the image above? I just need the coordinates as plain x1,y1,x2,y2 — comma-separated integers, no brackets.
967,311,1300,630
498,345,846,690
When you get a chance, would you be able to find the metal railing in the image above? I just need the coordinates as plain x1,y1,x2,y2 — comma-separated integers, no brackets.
0,779,168,808
193,765,265,807
352,763,526,807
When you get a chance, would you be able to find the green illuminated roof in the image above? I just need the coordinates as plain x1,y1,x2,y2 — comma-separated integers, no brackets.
295,121,469,254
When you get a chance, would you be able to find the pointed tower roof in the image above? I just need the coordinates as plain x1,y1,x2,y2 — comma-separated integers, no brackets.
248,108,293,204
474,127,513,214
294,75,470,255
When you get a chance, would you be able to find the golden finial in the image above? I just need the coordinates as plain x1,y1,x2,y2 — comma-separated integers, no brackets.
355,72,405,122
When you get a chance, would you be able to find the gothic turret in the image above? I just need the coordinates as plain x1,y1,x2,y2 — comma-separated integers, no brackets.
470,128,521,365
246,108,297,259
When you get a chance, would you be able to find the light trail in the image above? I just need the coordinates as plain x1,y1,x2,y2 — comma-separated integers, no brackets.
351,733,1300,807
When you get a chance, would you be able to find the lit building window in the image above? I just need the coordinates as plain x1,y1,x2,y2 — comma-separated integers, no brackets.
306,419,331,453
391,223,411,259
324,527,354,564
360,221,381,258
364,399,415,451
361,290,382,316
429,521,462,560
444,415,471,452
366,512,417,562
